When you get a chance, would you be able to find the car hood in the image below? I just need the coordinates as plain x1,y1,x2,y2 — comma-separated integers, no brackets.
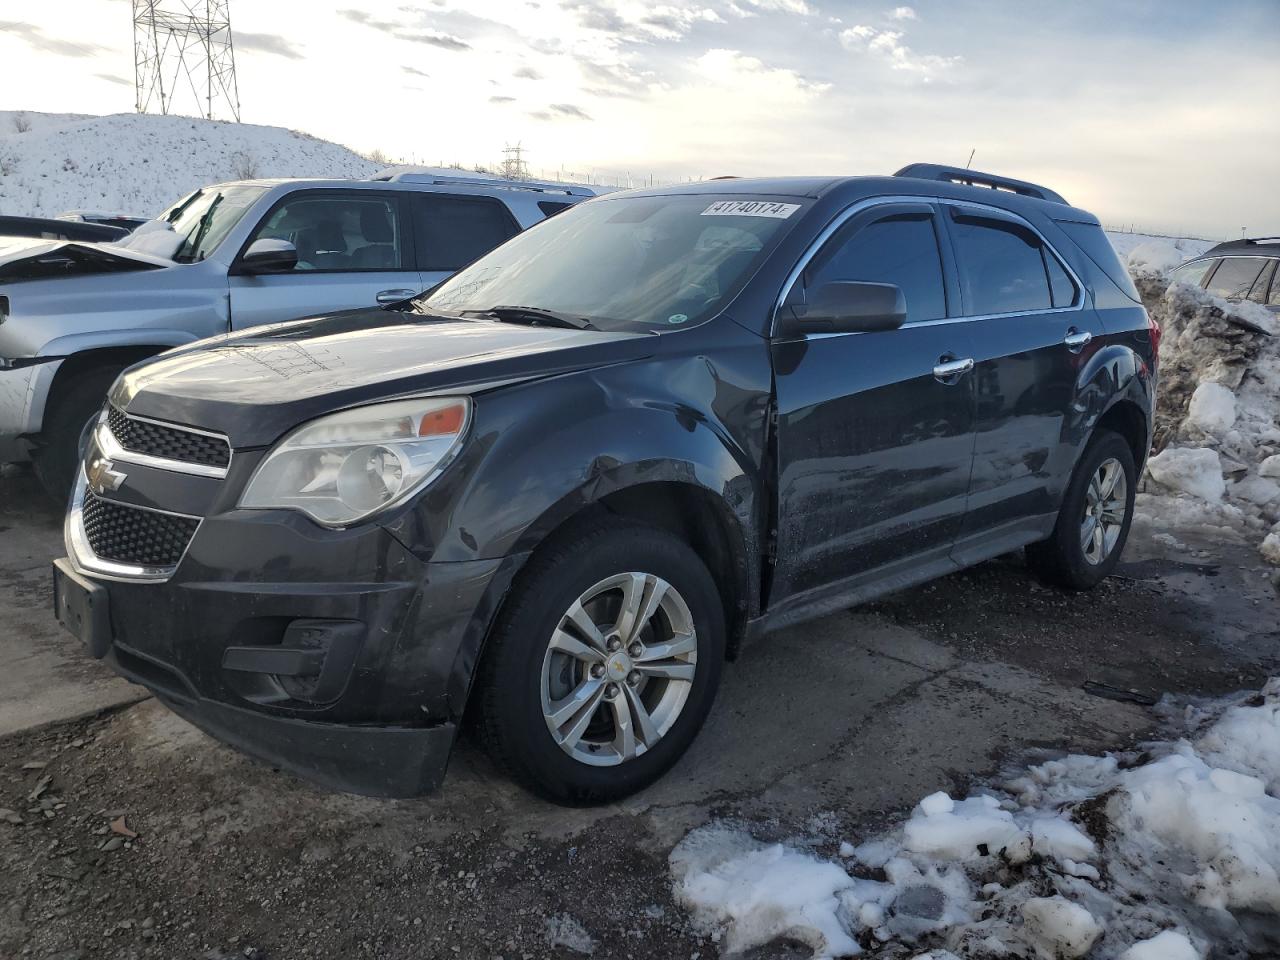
0,236,173,280
114,308,654,447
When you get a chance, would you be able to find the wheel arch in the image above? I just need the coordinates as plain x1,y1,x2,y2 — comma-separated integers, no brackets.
1094,398,1150,472
514,475,755,660
37,344,173,437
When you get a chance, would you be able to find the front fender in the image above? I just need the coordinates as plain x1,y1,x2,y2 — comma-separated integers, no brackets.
38,328,206,357
383,348,770,567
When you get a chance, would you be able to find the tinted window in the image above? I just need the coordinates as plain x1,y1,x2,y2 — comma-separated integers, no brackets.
1168,259,1217,288
951,216,1052,314
1057,221,1142,303
806,214,946,323
417,195,518,272
538,200,573,218
1271,265,1280,306
1206,257,1266,300
1247,260,1276,304
1044,250,1077,307
249,194,403,271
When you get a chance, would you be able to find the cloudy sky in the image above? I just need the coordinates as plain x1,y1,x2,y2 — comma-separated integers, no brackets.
2,0,1278,237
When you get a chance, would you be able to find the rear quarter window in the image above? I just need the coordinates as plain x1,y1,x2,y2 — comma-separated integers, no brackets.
1169,259,1217,288
1056,221,1141,303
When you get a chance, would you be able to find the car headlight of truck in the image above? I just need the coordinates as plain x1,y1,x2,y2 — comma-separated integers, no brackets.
239,397,471,526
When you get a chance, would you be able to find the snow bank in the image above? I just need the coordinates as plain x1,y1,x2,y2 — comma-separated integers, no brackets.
1131,248,1280,563
0,110,378,220
671,679,1280,958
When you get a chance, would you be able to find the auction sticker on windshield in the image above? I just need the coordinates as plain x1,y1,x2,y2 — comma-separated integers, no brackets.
701,200,801,218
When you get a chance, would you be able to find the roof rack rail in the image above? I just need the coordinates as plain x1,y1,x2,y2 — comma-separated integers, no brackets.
369,169,596,198
893,163,1068,205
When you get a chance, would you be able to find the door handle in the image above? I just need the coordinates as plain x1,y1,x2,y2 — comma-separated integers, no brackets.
376,288,417,304
933,357,975,382
1064,328,1092,352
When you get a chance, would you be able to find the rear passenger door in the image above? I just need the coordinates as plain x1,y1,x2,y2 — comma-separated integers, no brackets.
770,202,976,602
413,193,521,289
940,205,1099,555
228,190,423,329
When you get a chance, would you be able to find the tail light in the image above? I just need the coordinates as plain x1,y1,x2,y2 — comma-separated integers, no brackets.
1147,312,1161,356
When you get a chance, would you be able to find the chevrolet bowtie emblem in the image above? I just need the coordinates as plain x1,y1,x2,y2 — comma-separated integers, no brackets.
87,456,127,496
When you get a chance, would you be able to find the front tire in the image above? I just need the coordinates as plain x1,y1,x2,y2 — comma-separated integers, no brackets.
476,519,725,805
32,367,120,503
1025,429,1136,590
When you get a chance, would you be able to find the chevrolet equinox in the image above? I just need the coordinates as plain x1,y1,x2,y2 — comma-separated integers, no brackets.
53,164,1157,804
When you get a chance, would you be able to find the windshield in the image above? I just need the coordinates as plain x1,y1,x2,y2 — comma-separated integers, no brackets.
167,184,267,263
420,194,807,332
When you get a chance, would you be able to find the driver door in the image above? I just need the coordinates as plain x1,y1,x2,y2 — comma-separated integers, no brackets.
228,190,424,329
769,202,977,604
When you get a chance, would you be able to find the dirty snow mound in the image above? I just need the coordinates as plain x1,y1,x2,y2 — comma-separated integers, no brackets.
1132,255,1280,563
0,110,377,220
671,679,1280,958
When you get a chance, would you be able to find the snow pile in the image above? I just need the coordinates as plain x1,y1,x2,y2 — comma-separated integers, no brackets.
0,110,378,220
1103,232,1214,272
671,679,1280,958
1131,253,1280,562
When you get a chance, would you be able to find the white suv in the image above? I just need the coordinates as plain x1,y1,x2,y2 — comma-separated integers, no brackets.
0,172,591,496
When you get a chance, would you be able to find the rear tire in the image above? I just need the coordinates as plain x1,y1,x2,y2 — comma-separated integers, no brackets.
476,518,725,805
32,367,119,503
1025,430,1136,591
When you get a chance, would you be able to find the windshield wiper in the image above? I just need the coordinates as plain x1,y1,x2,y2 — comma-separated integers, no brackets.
472,305,596,331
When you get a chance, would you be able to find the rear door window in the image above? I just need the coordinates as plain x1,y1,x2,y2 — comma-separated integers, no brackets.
1205,257,1266,300
949,214,1054,315
415,195,520,272
805,211,947,323
247,193,404,272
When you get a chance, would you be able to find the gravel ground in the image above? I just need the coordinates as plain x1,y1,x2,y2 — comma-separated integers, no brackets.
2,469,1277,959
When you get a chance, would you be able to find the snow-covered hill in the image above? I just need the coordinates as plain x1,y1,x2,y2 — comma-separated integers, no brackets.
0,111,378,220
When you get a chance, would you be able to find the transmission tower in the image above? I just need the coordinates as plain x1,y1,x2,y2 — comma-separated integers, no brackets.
133,0,241,122
500,143,530,181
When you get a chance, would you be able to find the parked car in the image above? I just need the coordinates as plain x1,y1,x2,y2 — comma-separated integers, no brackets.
56,210,151,234
0,173,592,497
0,214,129,243
53,164,1155,804
1168,237,1280,313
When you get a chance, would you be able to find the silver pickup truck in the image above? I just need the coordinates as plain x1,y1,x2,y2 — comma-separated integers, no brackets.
0,172,590,496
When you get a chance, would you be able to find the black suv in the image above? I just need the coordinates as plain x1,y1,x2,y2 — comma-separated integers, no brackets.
1168,237,1280,314
53,164,1156,804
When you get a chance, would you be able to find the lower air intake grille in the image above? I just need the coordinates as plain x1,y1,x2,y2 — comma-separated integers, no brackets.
81,490,199,568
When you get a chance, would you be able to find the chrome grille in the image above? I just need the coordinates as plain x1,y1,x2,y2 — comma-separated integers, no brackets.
81,489,200,568
106,406,230,470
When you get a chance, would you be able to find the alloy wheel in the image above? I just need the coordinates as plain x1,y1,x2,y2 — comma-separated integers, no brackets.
540,572,698,767
1080,457,1127,565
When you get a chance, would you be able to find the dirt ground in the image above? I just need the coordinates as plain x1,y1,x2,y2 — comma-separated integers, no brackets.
1,467,1277,960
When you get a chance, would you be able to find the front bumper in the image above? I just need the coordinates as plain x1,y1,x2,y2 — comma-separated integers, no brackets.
58,493,513,797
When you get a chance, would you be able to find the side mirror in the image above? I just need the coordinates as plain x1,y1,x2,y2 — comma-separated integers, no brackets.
237,238,298,275
778,281,907,337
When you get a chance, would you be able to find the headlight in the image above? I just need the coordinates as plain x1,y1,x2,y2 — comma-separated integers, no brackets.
239,397,471,526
